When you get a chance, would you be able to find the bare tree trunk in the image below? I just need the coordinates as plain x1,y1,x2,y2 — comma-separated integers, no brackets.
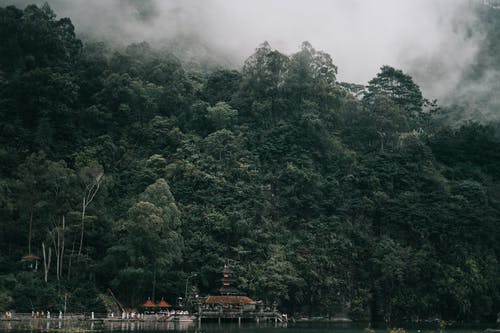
28,209,33,254
53,228,60,281
42,242,52,283
78,175,102,256
60,215,65,279
67,242,75,279
52,216,66,281
78,196,86,256
378,131,385,153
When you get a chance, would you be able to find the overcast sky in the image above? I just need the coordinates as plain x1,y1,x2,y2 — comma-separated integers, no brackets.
1,0,481,94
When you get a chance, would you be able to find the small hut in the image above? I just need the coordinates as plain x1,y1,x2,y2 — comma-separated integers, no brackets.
141,298,157,314
156,298,172,313
21,254,40,271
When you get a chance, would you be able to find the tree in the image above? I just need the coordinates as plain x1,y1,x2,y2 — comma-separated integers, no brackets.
254,244,300,304
15,152,76,282
106,179,183,305
206,102,238,130
366,95,408,152
77,162,104,256
237,42,289,123
364,66,424,128
203,69,241,105
0,4,81,72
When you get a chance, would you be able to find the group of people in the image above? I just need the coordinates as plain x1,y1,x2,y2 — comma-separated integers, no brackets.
129,310,190,317
2,310,61,319
31,310,64,319
32,311,46,318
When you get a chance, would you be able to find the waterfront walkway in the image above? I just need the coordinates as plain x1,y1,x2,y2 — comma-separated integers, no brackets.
1,311,288,324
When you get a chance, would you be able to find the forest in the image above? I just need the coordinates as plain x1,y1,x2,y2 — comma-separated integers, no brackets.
0,3,499,322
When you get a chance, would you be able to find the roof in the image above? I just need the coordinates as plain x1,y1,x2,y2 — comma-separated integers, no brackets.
156,299,171,307
141,299,156,308
220,277,237,282
21,254,41,261
218,286,241,295
204,296,256,305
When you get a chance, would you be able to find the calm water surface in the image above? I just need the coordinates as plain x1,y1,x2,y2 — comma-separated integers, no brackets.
0,321,493,333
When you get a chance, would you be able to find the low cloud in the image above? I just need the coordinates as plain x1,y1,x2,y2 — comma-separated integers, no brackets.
2,0,492,120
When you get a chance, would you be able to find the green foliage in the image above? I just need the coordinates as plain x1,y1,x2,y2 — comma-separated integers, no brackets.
206,102,238,130
0,4,81,72
364,65,427,131
0,3,499,323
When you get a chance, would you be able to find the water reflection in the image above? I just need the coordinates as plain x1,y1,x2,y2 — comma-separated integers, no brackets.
0,321,492,333
0,320,201,332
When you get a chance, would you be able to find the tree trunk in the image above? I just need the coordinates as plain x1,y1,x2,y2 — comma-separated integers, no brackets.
67,241,75,279
51,216,66,281
78,196,86,256
53,228,60,281
78,176,102,256
42,242,52,283
28,209,33,254
60,215,65,279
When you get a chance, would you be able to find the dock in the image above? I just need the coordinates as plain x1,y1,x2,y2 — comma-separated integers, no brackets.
196,309,287,324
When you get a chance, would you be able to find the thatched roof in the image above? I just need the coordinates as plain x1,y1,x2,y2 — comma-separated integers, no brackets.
204,296,256,305
141,299,156,308
156,299,171,308
21,254,41,261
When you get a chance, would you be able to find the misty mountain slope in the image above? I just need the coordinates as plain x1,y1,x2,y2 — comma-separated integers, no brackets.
0,3,499,322
450,5,500,122
408,3,500,125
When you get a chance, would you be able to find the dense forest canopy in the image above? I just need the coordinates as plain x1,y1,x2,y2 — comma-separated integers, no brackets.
0,3,499,323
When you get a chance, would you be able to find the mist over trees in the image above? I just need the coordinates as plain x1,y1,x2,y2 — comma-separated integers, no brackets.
0,3,499,322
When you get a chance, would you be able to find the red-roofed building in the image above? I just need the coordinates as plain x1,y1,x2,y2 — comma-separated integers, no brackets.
141,297,173,314
196,265,286,324
202,265,257,311
156,298,171,308
204,296,256,305
141,298,157,313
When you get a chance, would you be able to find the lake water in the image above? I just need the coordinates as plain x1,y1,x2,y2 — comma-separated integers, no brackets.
0,321,493,333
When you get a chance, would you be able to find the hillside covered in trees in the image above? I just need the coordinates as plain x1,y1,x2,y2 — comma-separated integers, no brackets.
0,4,499,322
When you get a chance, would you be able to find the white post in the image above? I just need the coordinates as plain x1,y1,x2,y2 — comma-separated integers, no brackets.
91,312,94,320
47,311,50,319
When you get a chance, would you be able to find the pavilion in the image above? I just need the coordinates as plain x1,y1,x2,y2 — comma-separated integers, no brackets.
141,298,157,314
202,265,256,311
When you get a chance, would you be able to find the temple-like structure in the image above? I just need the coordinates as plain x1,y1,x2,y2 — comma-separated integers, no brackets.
196,264,286,324
218,265,240,295
202,264,256,311
197,264,285,323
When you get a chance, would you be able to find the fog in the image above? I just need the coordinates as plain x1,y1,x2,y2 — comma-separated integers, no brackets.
0,0,486,103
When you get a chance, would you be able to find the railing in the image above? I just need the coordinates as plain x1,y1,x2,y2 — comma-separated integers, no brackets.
3,313,86,320
198,310,280,318
2,311,288,323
